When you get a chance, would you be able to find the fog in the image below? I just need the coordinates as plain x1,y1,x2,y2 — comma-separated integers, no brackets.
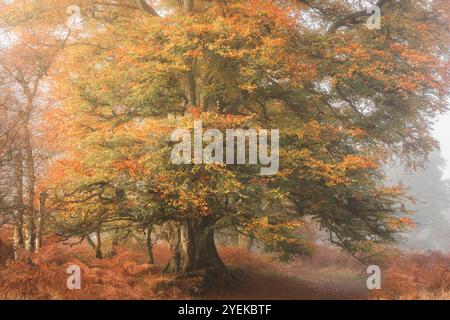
390,112,450,252
434,113,450,179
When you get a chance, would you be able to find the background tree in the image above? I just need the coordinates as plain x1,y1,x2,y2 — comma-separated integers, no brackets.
388,150,450,251
0,5,69,256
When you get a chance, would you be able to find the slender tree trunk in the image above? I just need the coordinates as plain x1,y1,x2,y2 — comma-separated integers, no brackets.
109,230,119,256
184,70,197,108
135,0,197,111
13,211,21,261
35,191,47,253
182,0,197,109
145,226,155,264
0,240,4,265
24,129,35,252
200,74,212,111
0,239,14,264
95,228,102,259
12,149,24,247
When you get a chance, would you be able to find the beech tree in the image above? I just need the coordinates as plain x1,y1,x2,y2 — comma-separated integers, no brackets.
1,0,449,284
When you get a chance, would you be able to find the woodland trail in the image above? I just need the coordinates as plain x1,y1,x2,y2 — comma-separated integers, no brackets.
204,268,369,300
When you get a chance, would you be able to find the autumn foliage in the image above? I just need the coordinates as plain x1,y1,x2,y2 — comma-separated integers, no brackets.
0,0,449,300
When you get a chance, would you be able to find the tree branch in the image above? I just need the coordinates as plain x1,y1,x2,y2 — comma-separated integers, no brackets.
328,0,391,33
134,0,159,16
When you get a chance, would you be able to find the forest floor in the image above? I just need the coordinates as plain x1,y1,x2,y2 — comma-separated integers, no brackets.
0,234,449,300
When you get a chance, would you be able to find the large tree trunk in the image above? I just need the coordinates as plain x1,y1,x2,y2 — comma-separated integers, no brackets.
24,129,36,252
183,0,194,13
35,191,47,253
164,218,227,279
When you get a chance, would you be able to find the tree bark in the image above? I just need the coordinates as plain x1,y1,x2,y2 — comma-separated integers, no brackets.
95,228,103,259
12,149,24,247
87,233,103,258
109,230,119,256
183,70,197,108
24,128,35,252
135,0,159,16
145,226,155,264
183,0,194,13
164,218,227,277
182,0,197,109
13,211,21,260
35,191,47,253
238,234,253,252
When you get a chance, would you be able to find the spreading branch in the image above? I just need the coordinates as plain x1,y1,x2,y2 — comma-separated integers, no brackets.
134,0,159,16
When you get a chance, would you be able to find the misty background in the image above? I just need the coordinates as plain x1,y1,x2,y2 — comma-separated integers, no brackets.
391,113,450,252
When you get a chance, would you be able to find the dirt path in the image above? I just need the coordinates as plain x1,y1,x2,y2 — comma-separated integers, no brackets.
205,268,369,300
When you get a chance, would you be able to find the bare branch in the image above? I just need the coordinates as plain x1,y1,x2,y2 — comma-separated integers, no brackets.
134,0,159,16
329,0,391,33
